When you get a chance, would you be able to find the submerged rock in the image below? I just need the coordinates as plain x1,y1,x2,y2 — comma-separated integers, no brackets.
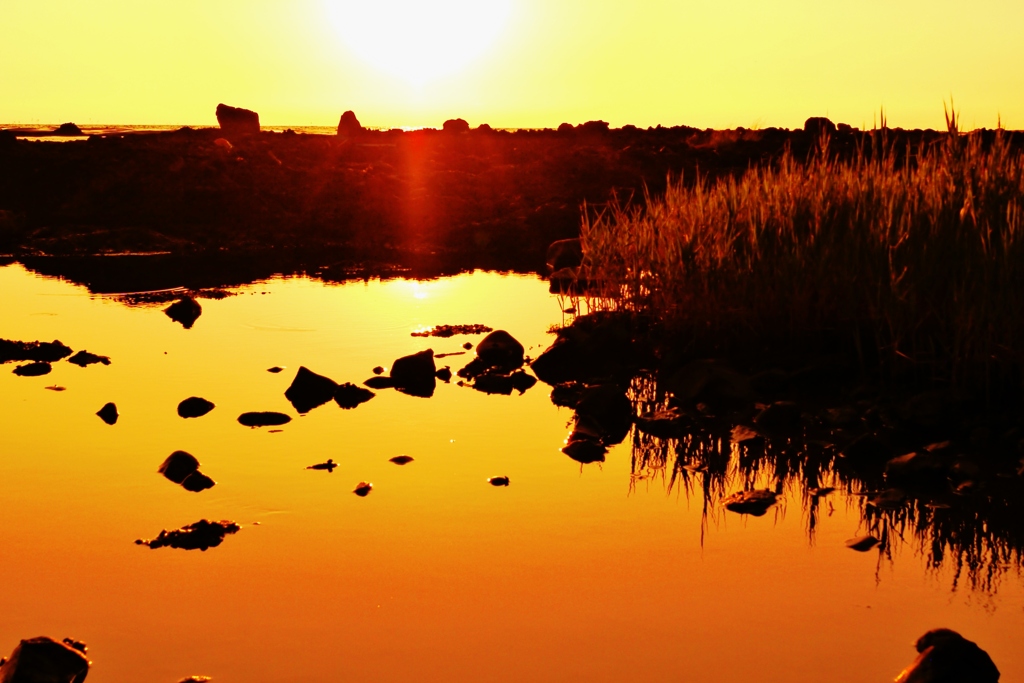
334,382,375,409
0,636,90,683
895,629,999,683
389,455,414,465
177,396,215,419
136,519,240,551
165,296,202,329
364,376,396,389
12,362,51,376
635,407,690,439
0,339,73,364
845,535,881,552
237,411,291,427
722,489,778,516
267,366,285,373
285,366,339,413
96,402,118,425
411,324,492,338
67,350,111,367
488,476,510,487
545,238,583,272
307,459,337,472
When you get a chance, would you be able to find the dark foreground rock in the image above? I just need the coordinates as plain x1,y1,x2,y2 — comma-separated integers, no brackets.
389,349,436,397
0,339,73,364
237,411,291,427
334,382,375,409
12,362,51,377
177,396,215,418
158,451,216,492
284,366,338,413
164,296,202,329
895,629,999,683
67,350,110,367
216,104,260,136
337,110,362,137
136,519,240,551
0,636,90,683
96,402,118,425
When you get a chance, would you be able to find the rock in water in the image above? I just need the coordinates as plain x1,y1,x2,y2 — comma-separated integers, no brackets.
722,489,778,516
136,519,240,551
475,330,525,369
12,362,51,376
0,338,73,363
177,396,215,419
165,296,202,329
545,238,583,272
845,535,881,552
334,382,375,409
337,110,363,136
0,636,90,683
237,411,291,427
488,476,510,487
389,349,436,397
285,367,339,413
389,455,414,465
180,471,216,492
215,103,260,136
353,482,373,497
67,350,111,367
158,451,200,484
895,629,999,683
96,402,118,425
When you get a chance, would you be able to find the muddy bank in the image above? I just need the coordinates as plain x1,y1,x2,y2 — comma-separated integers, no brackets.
3,122,1004,261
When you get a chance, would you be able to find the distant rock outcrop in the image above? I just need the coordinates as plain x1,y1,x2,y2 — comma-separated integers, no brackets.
804,117,837,137
337,110,363,137
443,118,470,134
54,122,84,136
216,104,261,136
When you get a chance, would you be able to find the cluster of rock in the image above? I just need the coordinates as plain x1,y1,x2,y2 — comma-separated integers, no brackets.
1,337,110,378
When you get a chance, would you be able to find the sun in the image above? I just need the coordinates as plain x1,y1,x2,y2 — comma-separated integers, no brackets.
326,0,512,86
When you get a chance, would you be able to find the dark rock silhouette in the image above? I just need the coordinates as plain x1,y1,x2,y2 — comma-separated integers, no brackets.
136,519,240,551
635,406,690,439
334,382,375,409
531,312,639,385
180,471,215,492
435,367,453,383
411,324,491,338
364,376,395,389
12,362,51,376
562,437,606,464
67,350,111,367
442,118,470,134
488,476,510,486
284,366,339,413
0,339,73,364
237,411,291,427
158,451,200,483
722,489,778,516
475,330,524,369
472,369,537,396
0,636,90,683
353,482,373,497
753,401,801,434
574,384,633,444
894,629,999,683
804,117,837,137
54,122,84,136
337,110,363,137
307,459,337,472
177,396,215,418
216,104,260,136
389,349,436,397
267,366,284,373
96,402,118,425
545,238,583,272
164,296,202,329
390,455,414,465
372,366,384,375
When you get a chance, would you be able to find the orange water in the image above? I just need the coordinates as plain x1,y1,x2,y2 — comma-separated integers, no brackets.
1,264,1021,682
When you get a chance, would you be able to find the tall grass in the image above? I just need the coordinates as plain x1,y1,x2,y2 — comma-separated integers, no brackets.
581,113,1024,389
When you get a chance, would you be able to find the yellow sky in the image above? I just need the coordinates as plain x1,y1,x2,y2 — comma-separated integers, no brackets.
2,0,1022,130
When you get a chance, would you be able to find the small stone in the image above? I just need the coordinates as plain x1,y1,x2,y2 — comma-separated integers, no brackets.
165,297,202,329
177,396,215,419
722,489,778,516
389,455,414,465
334,383,375,409
67,350,111,367
237,412,292,427
372,366,385,375
488,476,510,487
267,366,285,373
306,459,337,472
13,361,51,376
181,471,216,492
845,535,881,552
96,402,118,425
353,482,373,497
137,519,240,551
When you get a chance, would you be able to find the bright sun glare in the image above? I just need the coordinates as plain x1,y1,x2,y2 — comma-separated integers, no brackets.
326,0,512,86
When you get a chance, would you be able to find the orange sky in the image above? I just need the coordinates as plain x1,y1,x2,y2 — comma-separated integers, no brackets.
2,0,1022,130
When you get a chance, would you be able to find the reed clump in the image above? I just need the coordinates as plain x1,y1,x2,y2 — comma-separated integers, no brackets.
581,113,1024,390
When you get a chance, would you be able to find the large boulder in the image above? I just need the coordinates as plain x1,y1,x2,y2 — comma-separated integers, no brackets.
337,110,363,137
895,629,999,683
390,349,436,398
0,636,90,683
476,330,524,369
284,367,339,413
215,103,260,136
804,117,836,137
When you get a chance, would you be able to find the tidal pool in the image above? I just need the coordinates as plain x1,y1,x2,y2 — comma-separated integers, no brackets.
0,262,1021,683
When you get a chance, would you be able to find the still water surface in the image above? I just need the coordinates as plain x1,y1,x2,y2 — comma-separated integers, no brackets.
1,263,1021,682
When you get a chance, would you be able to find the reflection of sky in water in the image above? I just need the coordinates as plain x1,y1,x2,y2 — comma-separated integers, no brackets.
0,263,1021,683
